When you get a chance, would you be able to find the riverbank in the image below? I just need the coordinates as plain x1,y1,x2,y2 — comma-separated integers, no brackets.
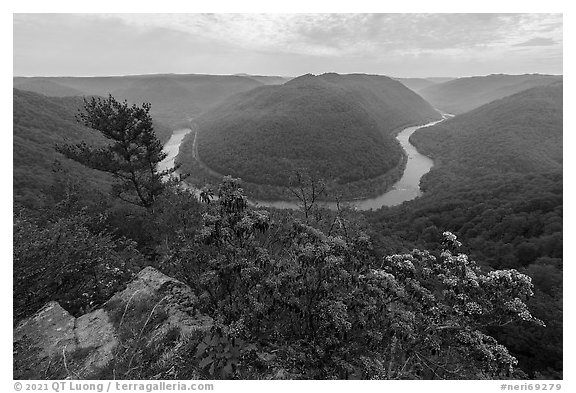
179,119,443,202
165,117,445,211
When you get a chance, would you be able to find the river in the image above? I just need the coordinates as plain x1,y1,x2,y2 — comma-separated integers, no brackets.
159,117,445,211
158,128,194,174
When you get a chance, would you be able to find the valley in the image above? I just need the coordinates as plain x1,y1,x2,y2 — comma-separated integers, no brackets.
13,71,563,380
13,13,565,383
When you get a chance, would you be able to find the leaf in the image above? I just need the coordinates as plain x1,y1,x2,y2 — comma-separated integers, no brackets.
195,342,208,358
199,356,213,369
222,363,233,377
257,351,276,362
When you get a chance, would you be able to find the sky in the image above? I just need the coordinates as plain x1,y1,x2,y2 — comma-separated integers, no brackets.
13,13,563,78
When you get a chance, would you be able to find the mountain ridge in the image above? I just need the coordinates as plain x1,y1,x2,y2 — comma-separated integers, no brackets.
13,74,268,128
418,73,562,114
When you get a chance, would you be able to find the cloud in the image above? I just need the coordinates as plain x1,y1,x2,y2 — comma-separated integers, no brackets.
13,13,563,77
514,37,557,47
106,13,558,55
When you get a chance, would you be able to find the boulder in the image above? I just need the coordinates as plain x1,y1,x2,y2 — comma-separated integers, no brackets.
14,266,212,379
13,302,77,379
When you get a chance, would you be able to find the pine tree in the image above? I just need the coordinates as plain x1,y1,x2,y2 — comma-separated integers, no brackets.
57,95,175,208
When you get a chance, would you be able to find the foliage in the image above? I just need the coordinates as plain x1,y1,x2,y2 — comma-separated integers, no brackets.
185,73,440,195
56,95,174,208
412,83,562,182
177,134,408,203
13,77,561,379
367,83,563,378
195,324,257,378
368,173,562,268
176,179,542,379
13,208,142,321
13,171,547,380
367,180,562,379
13,89,174,210
98,182,205,263
13,89,113,208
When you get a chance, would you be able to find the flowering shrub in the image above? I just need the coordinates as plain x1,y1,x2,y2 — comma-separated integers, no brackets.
190,179,542,379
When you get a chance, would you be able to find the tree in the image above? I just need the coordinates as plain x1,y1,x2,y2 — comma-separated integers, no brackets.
57,95,175,208
288,169,327,224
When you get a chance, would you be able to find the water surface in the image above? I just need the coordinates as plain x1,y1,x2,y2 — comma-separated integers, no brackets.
158,128,193,174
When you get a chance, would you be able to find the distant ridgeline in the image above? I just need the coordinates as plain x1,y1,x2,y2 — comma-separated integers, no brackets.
13,74,285,130
418,73,562,115
183,73,442,201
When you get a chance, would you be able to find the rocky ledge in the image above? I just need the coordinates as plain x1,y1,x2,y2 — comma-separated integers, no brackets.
14,267,213,379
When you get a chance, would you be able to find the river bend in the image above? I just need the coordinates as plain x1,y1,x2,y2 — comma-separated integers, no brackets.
159,118,445,211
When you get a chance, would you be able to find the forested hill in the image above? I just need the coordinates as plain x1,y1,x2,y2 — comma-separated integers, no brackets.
13,89,171,208
192,73,441,191
411,82,562,188
418,73,562,115
315,73,441,133
14,89,110,208
367,82,563,378
13,74,266,128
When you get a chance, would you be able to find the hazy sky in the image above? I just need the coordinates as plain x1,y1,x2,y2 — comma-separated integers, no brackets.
13,13,563,78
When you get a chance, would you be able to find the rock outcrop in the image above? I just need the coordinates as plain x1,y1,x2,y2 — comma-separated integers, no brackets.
14,267,212,379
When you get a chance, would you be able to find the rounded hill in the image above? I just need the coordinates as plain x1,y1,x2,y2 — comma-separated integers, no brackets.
411,82,563,188
191,73,441,196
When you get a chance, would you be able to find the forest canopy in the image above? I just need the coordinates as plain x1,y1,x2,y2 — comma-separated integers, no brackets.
190,73,441,192
367,83,563,378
